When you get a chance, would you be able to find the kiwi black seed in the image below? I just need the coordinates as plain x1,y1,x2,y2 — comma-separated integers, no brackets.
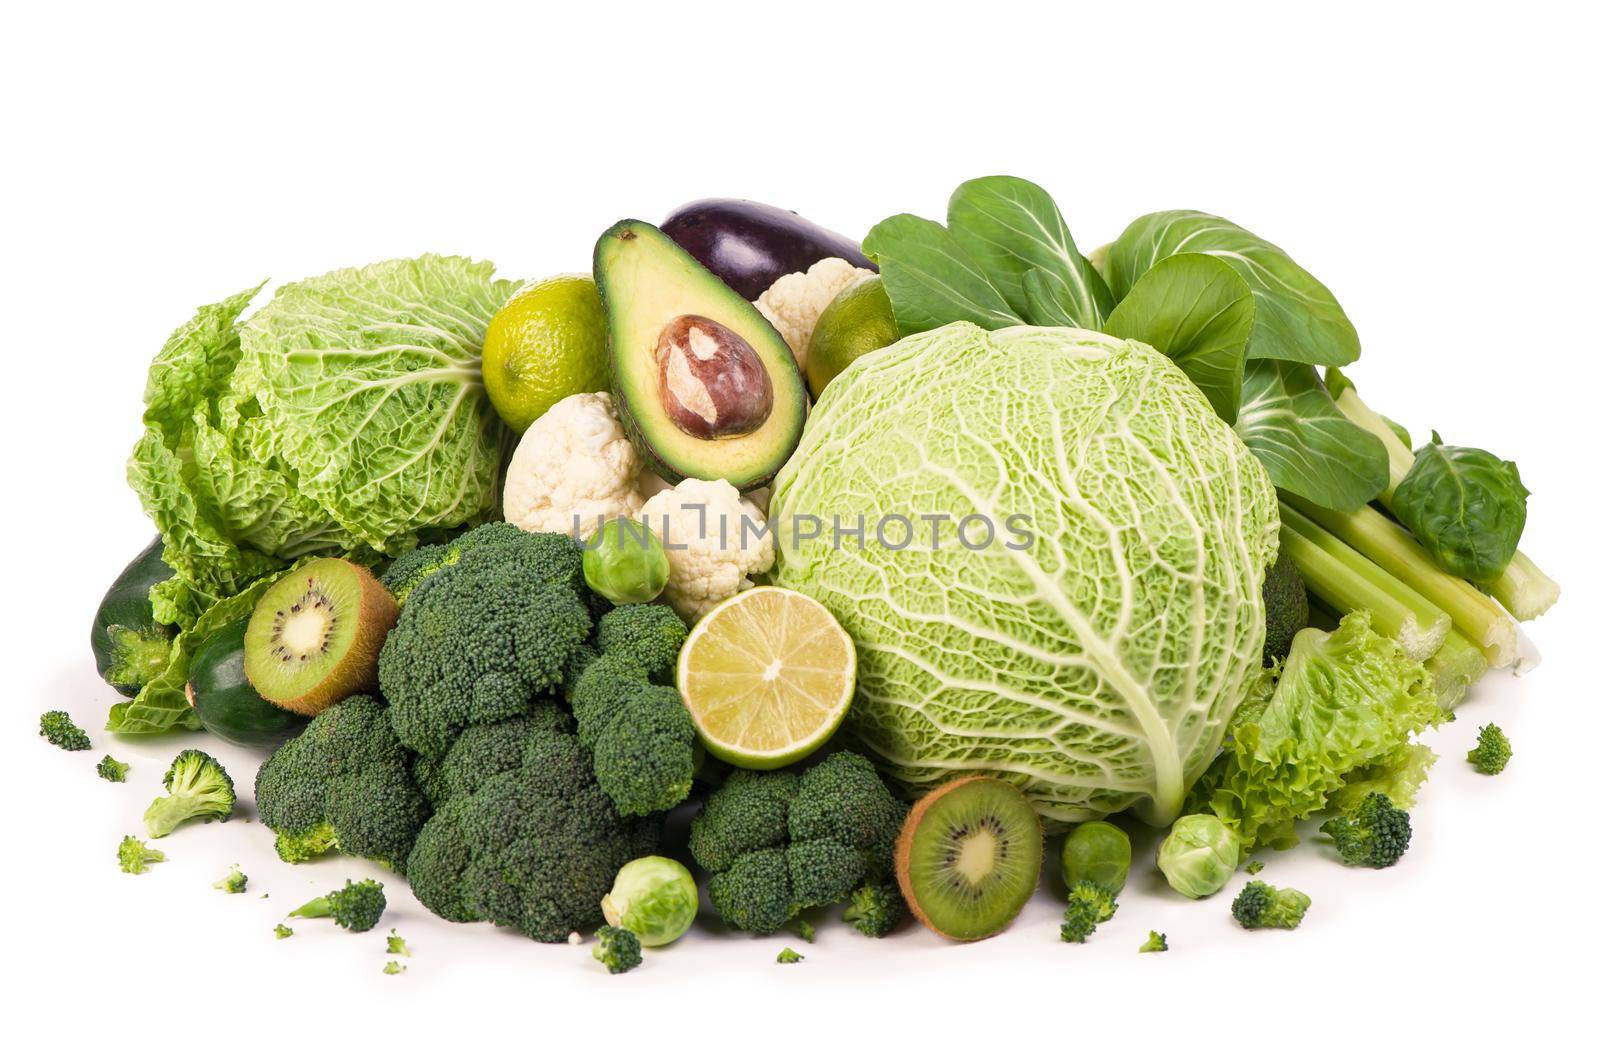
894,776,1044,941
242,558,397,716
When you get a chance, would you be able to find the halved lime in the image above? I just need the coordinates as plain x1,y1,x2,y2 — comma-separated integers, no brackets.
676,587,856,769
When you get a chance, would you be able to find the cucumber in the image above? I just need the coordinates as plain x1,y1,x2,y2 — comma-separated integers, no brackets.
187,618,308,749
90,536,177,695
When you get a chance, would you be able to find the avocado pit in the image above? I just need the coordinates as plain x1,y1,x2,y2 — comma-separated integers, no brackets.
656,314,773,440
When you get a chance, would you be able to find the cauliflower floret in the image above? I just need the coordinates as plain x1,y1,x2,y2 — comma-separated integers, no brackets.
754,257,875,372
502,392,644,539
638,478,774,622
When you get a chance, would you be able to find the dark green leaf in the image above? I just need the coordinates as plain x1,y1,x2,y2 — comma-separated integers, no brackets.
861,213,1023,334
1021,269,1078,326
1103,253,1253,423
1391,434,1528,580
946,176,1111,327
1105,211,1360,367
1235,360,1388,510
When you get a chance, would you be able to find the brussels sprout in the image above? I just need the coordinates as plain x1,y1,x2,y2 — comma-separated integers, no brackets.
583,518,670,605
601,856,698,947
1157,814,1240,899
1061,820,1130,894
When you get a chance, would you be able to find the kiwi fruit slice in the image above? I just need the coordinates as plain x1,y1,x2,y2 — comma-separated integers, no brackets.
243,558,398,716
895,776,1043,941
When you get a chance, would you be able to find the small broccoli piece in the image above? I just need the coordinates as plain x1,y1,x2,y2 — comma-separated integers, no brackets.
776,947,805,965
1244,860,1264,875
385,929,410,956
406,727,660,942
383,960,407,975
689,753,907,936
214,867,248,893
592,925,642,974
289,879,387,932
255,695,431,870
380,531,592,758
144,750,235,837
1060,880,1118,943
789,917,816,943
118,835,165,874
1231,881,1311,931
274,924,294,940
567,609,697,817
40,710,90,751
1320,792,1412,868
1468,723,1512,775
1140,931,1169,953
97,755,129,782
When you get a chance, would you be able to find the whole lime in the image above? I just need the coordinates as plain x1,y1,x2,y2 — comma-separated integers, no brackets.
483,275,609,432
805,275,900,399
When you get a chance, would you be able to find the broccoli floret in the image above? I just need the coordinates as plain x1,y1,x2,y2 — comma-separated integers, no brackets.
383,960,407,975
567,607,697,817
1261,550,1311,663
776,947,805,964
688,752,907,936
97,755,129,782
1060,880,1118,943
593,604,688,679
214,866,248,893
40,710,90,751
385,929,410,956
1244,860,1264,875
380,531,593,758
118,835,165,874
1231,881,1311,930
381,522,534,606
255,695,431,870
593,925,642,974
273,924,294,940
411,706,574,807
1140,931,1169,953
405,726,660,942
144,750,235,837
1468,723,1512,775
289,879,387,932
1319,792,1412,868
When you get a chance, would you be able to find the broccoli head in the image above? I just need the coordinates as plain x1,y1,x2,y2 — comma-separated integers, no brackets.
688,752,907,937
1261,550,1310,664
1059,880,1118,943
1468,723,1512,775
1319,792,1412,868
118,835,165,874
40,710,90,751
255,695,430,870
380,522,534,606
144,749,235,838
289,878,387,932
592,925,642,974
1231,880,1312,930
405,726,659,942
566,606,696,817
379,530,593,758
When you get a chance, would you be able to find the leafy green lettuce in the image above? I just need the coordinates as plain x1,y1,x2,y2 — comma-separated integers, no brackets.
1186,610,1444,851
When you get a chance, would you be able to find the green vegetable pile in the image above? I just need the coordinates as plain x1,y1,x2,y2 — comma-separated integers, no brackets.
51,177,1554,974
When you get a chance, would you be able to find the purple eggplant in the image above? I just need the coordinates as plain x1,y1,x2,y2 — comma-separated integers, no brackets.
661,199,875,300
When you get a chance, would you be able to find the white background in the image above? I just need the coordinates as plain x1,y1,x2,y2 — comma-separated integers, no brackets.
3,1,1595,1049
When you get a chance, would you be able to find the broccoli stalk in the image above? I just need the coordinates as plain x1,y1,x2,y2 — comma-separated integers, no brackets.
1468,724,1512,775
1319,792,1412,868
1231,881,1311,930
1328,371,1558,622
592,926,642,974
144,750,235,838
289,879,387,932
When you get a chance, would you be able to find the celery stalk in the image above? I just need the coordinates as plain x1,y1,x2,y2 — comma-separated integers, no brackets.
1426,630,1489,712
1278,507,1449,662
1283,496,1517,668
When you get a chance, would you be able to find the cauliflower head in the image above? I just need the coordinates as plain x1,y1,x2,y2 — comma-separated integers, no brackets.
502,392,645,539
638,478,774,621
755,258,875,372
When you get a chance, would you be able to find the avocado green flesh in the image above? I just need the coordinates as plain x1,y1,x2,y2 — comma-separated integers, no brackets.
595,220,805,489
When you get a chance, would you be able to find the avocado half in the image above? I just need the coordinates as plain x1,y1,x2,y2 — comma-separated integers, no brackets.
594,220,806,490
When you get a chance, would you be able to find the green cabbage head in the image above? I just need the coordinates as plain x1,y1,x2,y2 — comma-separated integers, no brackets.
770,324,1278,828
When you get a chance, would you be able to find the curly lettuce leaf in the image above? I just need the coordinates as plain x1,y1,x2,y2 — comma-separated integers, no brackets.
1186,611,1443,851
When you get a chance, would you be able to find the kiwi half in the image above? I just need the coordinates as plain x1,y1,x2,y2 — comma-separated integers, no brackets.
243,558,397,716
895,776,1043,941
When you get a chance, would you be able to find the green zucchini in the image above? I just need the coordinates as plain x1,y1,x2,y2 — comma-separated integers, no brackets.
90,537,177,695
187,618,308,749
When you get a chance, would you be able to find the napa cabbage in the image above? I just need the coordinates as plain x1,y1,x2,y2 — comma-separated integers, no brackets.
769,324,1278,828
